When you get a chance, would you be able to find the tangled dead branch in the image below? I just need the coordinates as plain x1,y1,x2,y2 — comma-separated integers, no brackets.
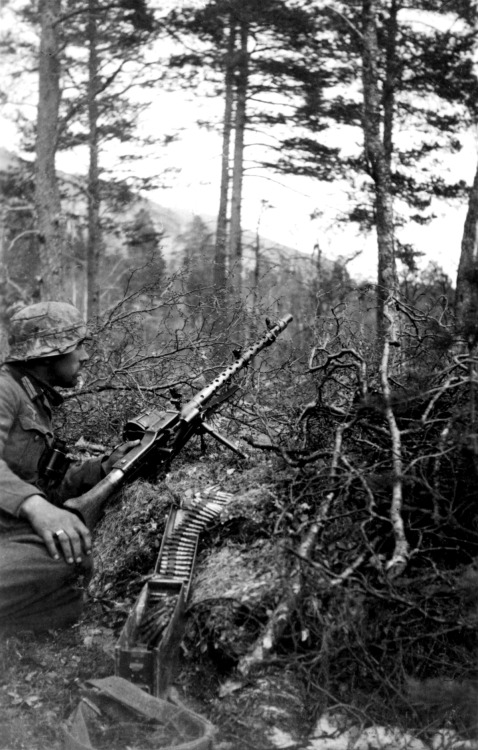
231,294,478,708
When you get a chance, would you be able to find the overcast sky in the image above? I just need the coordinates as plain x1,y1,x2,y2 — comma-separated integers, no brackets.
1,1,475,284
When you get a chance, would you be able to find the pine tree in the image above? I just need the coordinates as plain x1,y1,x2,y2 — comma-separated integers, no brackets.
60,0,156,317
361,0,398,341
2,0,157,310
262,1,476,333
453,1,478,343
35,0,66,299
159,0,321,306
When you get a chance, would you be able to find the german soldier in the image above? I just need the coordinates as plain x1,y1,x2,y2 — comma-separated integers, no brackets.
0,301,135,631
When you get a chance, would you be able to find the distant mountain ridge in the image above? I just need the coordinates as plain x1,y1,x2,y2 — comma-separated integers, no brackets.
123,192,322,274
0,146,326,280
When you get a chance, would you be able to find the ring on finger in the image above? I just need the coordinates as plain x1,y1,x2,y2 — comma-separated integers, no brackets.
54,529,66,539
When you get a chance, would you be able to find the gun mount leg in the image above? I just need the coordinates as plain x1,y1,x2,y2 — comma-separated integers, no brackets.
201,422,247,459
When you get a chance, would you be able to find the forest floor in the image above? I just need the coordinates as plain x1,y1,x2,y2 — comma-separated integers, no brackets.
0,623,117,750
0,614,307,750
2,614,477,750
1,453,477,750
0,453,308,750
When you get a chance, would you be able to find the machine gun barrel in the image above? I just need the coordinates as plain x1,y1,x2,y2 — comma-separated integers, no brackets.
181,314,293,424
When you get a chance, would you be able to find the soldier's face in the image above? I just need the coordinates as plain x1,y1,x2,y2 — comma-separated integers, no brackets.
49,342,89,388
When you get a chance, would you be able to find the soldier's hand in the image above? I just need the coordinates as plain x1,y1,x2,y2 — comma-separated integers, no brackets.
19,494,92,564
102,439,140,475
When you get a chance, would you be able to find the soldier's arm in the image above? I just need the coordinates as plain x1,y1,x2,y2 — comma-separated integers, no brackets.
0,376,48,517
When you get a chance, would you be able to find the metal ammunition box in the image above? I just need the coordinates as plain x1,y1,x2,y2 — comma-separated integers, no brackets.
115,507,199,697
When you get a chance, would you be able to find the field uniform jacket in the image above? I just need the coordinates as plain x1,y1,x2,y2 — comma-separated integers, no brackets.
0,364,102,528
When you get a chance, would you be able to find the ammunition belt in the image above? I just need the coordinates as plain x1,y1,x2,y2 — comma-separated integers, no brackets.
133,486,234,651
156,486,233,584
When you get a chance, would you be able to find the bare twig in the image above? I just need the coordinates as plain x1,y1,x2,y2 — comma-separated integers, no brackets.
237,412,353,675
380,339,408,578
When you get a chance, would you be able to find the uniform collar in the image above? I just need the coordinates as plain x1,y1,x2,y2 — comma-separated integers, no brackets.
4,364,64,407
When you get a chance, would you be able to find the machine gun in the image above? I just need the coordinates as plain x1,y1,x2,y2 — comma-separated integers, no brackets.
65,314,293,528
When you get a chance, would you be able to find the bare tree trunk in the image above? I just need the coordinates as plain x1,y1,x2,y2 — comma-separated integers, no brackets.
454,161,478,348
361,0,398,343
0,207,8,353
214,19,236,300
313,241,323,319
455,5,478,349
86,0,101,320
252,216,260,316
251,199,269,321
229,20,248,301
35,0,65,299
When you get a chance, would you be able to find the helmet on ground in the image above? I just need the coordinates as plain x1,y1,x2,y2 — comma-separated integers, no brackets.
4,301,88,363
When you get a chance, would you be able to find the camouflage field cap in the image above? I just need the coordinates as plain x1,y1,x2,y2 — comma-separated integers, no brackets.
4,301,88,363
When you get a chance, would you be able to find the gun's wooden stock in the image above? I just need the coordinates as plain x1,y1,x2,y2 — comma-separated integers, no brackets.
64,468,126,528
